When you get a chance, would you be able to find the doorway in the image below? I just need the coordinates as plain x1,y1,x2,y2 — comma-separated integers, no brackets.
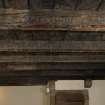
55,90,89,105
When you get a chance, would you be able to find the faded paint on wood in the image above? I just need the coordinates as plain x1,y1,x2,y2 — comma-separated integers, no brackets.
0,9,105,31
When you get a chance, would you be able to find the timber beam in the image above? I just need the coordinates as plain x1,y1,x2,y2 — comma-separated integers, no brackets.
0,69,104,86
0,9,104,31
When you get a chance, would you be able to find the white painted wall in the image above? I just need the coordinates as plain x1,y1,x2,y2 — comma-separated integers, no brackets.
55,80,105,105
0,81,104,105
0,86,48,105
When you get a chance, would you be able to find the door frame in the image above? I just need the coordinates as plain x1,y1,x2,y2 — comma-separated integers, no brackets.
49,81,89,105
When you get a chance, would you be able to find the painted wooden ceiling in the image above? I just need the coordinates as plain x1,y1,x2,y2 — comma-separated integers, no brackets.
0,0,104,85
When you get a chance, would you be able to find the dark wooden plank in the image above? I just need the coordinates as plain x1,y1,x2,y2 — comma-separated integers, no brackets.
55,0,77,10
54,0,105,11
30,0,55,9
97,0,105,10
78,0,101,10
0,69,104,80
4,0,29,9
0,61,103,85
0,77,47,86
28,0,40,9
0,62,105,71
0,65,104,86
0,54,104,71
1,0,105,10
0,0,4,8
0,55,105,63
0,40,104,52
0,31,105,41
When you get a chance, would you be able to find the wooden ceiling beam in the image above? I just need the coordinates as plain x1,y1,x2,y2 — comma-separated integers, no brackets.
0,55,104,63
0,62,104,71
0,69,104,81
0,40,104,52
0,9,104,31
